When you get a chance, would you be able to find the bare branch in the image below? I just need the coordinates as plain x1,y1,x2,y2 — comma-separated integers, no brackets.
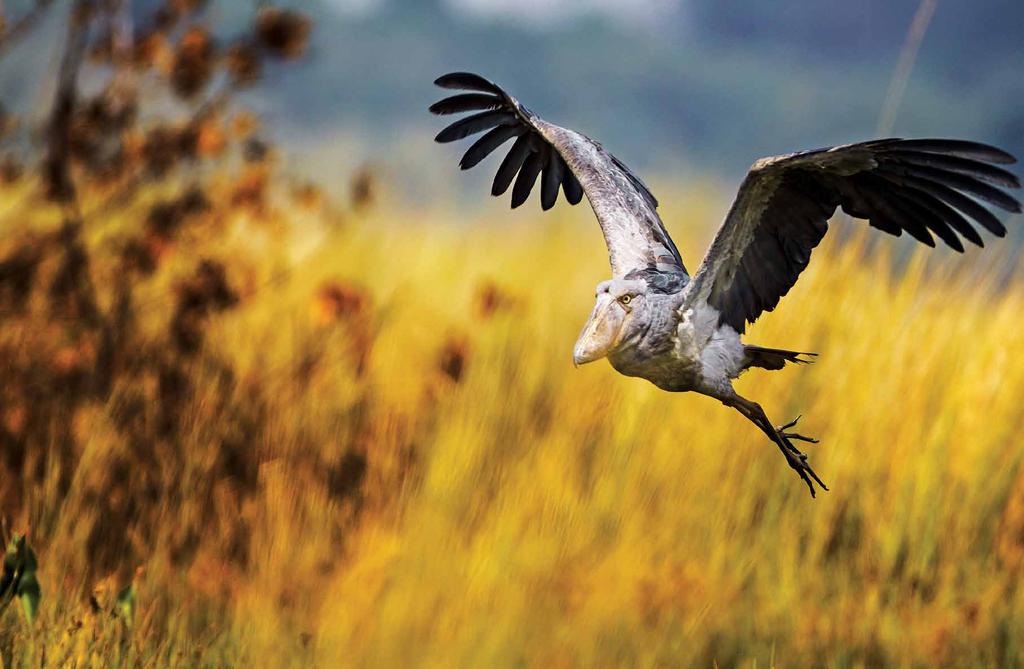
43,0,93,213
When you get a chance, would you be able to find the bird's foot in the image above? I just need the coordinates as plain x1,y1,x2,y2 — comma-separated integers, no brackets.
777,415,819,444
774,416,827,497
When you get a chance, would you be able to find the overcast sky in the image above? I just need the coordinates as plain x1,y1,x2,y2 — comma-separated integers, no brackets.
323,0,683,26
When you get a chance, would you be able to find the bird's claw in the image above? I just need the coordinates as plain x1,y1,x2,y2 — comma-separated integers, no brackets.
774,416,826,497
777,414,819,444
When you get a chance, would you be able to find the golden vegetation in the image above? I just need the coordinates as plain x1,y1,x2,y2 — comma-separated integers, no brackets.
2,3,1023,665
2,173,1024,666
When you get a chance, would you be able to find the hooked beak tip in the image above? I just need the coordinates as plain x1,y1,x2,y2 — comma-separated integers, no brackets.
572,348,596,367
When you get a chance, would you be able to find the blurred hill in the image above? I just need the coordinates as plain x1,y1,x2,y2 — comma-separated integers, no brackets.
2,0,1022,199
279,0,1024,194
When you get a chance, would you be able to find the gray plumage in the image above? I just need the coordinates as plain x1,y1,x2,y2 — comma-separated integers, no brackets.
430,71,1022,497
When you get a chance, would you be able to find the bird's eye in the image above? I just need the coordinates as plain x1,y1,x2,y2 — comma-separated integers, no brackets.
619,295,632,305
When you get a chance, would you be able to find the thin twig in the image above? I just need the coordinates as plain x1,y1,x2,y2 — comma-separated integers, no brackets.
876,0,938,136
44,0,93,218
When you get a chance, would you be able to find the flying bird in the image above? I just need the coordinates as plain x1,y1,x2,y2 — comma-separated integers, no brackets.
429,71,1021,496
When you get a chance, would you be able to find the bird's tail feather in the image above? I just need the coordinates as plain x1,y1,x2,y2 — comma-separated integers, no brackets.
742,345,817,371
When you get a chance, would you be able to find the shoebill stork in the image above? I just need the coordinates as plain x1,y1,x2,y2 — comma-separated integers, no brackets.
429,72,1021,497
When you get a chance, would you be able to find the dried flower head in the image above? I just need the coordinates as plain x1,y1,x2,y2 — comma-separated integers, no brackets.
179,259,238,313
195,118,226,158
312,281,369,325
255,8,311,61
230,165,269,211
231,111,260,139
474,280,521,320
243,137,270,163
120,237,159,276
133,31,173,72
147,186,210,240
171,27,215,99
225,41,263,87
142,126,182,176
351,166,376,211
292,183,323,211
438,336,470,383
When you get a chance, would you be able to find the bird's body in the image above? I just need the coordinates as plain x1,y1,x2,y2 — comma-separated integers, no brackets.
430,71,1021,496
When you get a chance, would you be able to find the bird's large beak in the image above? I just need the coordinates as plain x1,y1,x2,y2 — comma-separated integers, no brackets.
573,296,624,366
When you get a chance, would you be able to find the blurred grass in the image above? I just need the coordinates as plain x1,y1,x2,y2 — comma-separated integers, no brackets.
2,184,1024,668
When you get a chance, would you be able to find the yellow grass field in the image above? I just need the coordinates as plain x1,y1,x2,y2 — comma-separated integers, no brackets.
2,184,1024,668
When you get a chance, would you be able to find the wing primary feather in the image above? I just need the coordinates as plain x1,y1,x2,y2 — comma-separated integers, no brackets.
878,164,1021,213
433,72,502,94
563,171,584,205
692,136,1020,336
884,151,1021,189
888,191,964,252
511,150,545,209
853,176,936,246
900,175,1008,237
865,216,905,237
889,139,1017,165
492,135,532,196
541,147,563,211
435,110,515,143
460,125,522,170
429,93,503,116
430,71,685,276
900,186,984,247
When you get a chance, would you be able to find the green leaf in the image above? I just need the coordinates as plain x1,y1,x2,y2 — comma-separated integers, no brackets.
1,535,42,624
116,581,136,624
17,570,40,623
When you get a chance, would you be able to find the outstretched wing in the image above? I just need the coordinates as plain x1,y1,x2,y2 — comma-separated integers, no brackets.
686,138,1021,333
430,72,686,278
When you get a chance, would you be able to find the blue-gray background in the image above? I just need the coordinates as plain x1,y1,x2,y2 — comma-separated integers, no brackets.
2,0,1022,199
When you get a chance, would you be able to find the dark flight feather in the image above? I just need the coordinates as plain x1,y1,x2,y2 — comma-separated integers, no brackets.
435,110,515,143
433,72,502,94
541,147,563,211
563,171,584,205
890,174,1008,237
491,135,532,196
692,138,1020,333
884,150,1021,189
460,125,522,170
429,93,503,116
511,150,545,209
886,164,1021,212
430,71,687,277
883,139,1017,165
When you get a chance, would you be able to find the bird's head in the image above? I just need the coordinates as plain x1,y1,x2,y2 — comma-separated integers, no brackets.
573,279,648,366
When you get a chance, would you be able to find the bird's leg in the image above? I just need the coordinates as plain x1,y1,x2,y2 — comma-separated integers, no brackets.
777,415,819,444
724,394,827,497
